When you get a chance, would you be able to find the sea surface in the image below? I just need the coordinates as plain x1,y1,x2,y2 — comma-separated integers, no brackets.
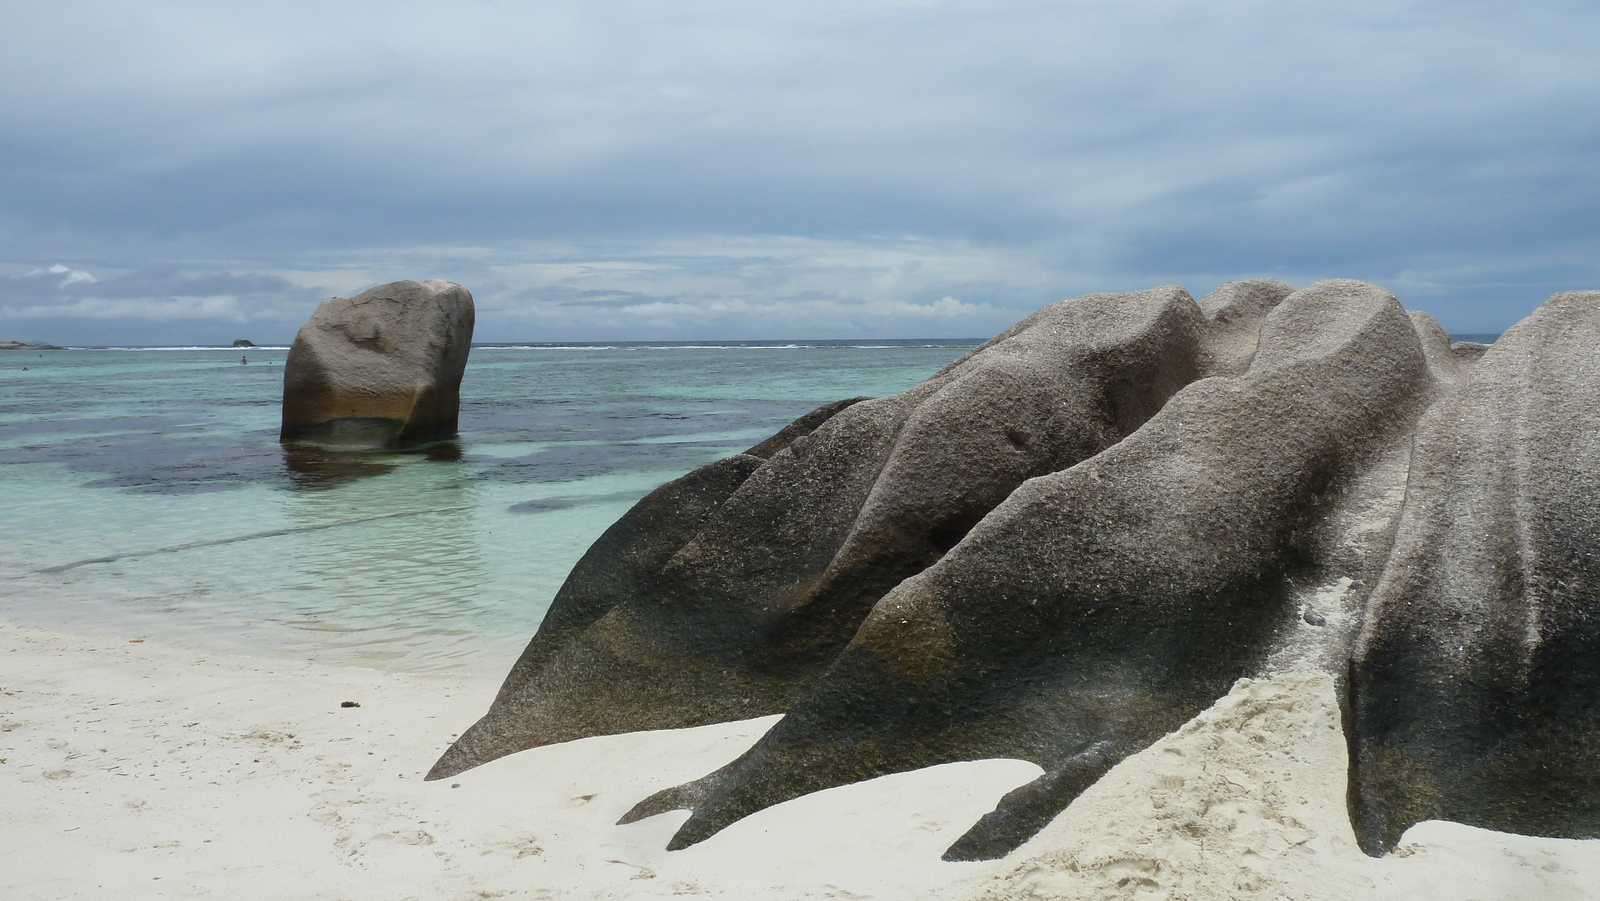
0,341,978,674
0,332,1500,675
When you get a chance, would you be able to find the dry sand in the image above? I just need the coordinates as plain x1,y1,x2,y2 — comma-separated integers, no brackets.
5,617,1600,900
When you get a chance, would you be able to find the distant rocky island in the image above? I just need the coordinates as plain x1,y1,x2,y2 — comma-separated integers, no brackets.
232,339,256,348
0,340,64,350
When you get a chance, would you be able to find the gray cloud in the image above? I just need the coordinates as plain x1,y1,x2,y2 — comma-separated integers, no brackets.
2,0,1596,342
0,265,331,345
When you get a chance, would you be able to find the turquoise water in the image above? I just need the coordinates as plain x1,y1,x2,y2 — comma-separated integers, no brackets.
0,342,975,673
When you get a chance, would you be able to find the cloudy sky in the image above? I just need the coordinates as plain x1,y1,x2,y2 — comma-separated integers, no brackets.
2,0,1596,344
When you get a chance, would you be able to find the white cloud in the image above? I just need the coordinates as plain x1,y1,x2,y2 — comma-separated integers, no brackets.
48,264,98,287
925,296,981,317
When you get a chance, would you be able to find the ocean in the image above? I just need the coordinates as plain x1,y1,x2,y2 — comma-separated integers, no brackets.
0,341,978,674
0,330,1502,675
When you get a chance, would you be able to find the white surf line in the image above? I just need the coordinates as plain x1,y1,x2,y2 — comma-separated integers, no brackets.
36,506,475,574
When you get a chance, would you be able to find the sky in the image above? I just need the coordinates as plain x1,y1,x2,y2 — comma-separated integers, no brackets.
2,0,1597,345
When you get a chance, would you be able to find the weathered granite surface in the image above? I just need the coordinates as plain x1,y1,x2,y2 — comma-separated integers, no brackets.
644,280,1437,859
431,280,1599,862
280,280,474,449
428,283,1297,781
1348,290,1600,855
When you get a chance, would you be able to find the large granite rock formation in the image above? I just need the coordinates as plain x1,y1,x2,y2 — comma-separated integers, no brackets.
634,280,1437,859
1348,290,1600,855
428,282,1300,781
430,279,1599,863
280,280,474,449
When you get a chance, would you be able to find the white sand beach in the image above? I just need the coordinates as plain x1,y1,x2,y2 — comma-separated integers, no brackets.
5,617,1600,901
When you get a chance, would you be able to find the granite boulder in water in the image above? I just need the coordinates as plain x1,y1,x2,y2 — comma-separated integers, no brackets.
280,279,474,449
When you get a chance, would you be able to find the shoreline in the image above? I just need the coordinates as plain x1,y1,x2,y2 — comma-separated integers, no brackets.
5,616,1600,900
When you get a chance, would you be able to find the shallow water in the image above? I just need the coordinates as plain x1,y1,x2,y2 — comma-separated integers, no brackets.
0,342,975,673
